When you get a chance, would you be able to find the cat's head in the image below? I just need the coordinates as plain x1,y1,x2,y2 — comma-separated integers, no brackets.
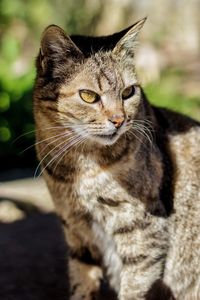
34,18,146,146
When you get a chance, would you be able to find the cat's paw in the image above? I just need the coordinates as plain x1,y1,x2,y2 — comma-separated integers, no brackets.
69,260,103,300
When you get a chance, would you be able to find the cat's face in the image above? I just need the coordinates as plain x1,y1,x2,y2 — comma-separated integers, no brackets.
57,52,142,146
35,19,146,146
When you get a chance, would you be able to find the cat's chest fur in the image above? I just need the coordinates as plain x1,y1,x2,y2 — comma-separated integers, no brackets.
75,154,146,226
77,156,129,199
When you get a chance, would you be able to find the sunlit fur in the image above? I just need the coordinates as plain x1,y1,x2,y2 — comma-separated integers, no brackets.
34,19,200,300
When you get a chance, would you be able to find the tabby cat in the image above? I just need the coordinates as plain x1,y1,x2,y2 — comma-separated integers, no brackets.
33,18,200,300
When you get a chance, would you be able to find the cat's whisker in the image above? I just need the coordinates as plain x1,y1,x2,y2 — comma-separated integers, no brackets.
132,126,153,148
132,124,152,140
132,122,154,144
13,125,74,145
12,130,36,145
132,121,154,132
127,130,143,145
133,119,154,125
135,128,153,149
40,134,86,177
34,138,71,178
20,131,74,154
39,131,75,155
37,127,87,177
50,128,88,175
52,136,87,175
34,132,81,178
131,119,155,131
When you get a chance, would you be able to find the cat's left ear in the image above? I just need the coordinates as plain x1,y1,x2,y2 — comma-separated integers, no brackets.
38,25,84,73
112,17,146,62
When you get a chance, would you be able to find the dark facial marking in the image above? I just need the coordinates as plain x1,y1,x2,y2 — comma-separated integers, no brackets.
97,196,119,207
93,55,114,88
121,254,148,265
113,221,151,235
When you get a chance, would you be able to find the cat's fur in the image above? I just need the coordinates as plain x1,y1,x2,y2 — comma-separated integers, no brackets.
33,18,200,300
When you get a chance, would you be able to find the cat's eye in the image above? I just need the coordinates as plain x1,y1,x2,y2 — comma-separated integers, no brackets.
79,90,100,103
122,85,135,100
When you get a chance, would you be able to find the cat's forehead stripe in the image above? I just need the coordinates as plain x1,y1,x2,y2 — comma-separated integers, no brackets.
93,54,120,91
93,55,113,88
95,73,102,91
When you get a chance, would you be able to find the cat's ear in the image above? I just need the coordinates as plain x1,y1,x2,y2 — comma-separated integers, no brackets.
39,25,84,72
112,17,146,62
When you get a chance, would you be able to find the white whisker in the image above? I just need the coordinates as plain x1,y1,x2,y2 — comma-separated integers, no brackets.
20,131,73,154
34,138,69,178
52,136,87,175
39,133,86,177
39,131,75,155
128,130,143,144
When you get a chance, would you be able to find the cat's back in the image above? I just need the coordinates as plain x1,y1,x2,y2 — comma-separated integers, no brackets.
154,106,200,167
155,107,200,299
155,106,200,212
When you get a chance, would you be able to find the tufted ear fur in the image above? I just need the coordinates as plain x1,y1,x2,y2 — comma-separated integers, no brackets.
38,25,84,74
112,17,146,63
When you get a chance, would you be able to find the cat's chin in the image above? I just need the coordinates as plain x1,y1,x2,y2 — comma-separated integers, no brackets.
91,133,121,146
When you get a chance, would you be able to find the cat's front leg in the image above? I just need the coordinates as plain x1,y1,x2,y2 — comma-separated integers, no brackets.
113,217,168,300
61,214,103,300
69,258,102,300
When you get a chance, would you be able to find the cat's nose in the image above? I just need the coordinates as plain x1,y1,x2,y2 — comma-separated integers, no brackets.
108,114,125,128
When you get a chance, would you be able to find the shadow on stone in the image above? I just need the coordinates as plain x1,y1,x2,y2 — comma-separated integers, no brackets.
0,212,69,300
0,210,117,300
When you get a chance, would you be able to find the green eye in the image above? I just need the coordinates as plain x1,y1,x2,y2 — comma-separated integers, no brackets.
79,90,100,103
122,85,135,100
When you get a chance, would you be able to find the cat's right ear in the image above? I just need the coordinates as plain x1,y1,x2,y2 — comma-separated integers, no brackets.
38,25,84,73
112,18,146,64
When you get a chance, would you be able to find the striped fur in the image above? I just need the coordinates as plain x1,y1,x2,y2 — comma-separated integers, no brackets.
34,19,200,300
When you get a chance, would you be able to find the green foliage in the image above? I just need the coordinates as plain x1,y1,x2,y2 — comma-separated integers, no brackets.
146,69,200,120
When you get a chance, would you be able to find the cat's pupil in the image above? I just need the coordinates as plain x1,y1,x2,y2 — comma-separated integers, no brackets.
122,86,135,100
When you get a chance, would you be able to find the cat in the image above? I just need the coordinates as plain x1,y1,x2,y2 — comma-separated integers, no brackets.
33,18,200,300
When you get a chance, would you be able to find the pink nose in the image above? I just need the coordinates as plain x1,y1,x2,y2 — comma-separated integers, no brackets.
108,114,125,128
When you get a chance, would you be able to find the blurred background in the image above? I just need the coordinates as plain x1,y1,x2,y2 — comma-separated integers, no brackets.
0,0,200,181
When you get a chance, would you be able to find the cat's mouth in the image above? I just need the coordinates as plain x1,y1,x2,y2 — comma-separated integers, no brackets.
92,131,120,145
95,132,117,139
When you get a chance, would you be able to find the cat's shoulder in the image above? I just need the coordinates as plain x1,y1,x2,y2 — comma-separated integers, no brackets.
153,106,200,135
153,106,200,161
